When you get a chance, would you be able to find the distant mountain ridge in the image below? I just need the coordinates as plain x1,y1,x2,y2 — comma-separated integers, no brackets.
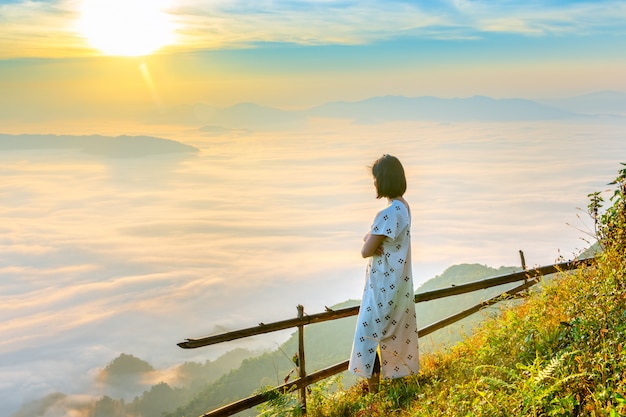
184,91,626,131
0,134,199,158
538,90,626,116
307,95,575,123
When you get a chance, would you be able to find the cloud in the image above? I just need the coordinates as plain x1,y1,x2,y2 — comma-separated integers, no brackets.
170,0,605,49
173,0,626,40
9,392,95,417
0,0,84,58
1,118,624,416
468,1,626,36
1,0,625,58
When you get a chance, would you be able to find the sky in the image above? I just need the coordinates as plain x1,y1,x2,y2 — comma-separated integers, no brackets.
1,0,626,124
1,1,626,416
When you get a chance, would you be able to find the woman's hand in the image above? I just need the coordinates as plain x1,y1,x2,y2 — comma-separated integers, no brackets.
361,233,386,258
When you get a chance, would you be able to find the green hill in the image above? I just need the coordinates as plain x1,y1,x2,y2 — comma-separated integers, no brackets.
102,353,154,375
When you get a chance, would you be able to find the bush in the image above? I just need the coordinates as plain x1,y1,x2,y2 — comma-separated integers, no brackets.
588,162,626,256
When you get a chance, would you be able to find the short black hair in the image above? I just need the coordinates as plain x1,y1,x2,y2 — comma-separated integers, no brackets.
371,154,407,199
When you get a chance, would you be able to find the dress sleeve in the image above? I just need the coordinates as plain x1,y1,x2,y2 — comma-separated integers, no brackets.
370,204,404,239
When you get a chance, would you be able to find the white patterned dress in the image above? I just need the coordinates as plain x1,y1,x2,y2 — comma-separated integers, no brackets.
349,199,420,379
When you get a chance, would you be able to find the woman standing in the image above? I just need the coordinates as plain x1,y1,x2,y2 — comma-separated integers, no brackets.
349,154,420,393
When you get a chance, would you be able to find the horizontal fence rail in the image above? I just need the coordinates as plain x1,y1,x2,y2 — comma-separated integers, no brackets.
178,258,595,350
177,256,597,417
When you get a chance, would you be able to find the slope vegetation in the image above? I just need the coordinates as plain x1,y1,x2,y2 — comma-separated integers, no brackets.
295,249,624,416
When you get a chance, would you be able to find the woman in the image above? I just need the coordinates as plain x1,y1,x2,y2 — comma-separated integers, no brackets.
349,154,420,393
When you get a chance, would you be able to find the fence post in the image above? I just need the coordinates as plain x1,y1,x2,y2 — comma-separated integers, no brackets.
519,250,527,271
297,304,307,414
519,250,530,296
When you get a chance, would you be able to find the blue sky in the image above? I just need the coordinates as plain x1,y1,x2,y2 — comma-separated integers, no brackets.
0,0,625,119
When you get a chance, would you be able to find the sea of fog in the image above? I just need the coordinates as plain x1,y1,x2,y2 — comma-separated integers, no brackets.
1,119,624,416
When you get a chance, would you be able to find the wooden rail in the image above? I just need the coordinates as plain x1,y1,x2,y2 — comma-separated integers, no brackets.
178,258,594,350
177,256,597,417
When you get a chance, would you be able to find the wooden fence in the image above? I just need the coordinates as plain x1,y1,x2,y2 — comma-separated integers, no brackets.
177,254,597,417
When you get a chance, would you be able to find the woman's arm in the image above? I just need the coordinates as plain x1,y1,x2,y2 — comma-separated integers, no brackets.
361,233,386,258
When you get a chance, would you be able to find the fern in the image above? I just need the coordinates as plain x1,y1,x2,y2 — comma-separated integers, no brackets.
533,354,562,384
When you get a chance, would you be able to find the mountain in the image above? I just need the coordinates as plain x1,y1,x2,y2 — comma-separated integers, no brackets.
186,95,587,131
194,102,307,130
415,263,523,345
0,134,199,158
101,353,154,376
307,95,577,123
538,90,626,116
95,353,157,401
10,349,256,417
142,92,626,130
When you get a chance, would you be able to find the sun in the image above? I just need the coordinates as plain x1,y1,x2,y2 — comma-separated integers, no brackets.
78,0,174,56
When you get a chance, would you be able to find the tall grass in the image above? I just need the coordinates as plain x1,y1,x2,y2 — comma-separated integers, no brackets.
260,164,626,417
